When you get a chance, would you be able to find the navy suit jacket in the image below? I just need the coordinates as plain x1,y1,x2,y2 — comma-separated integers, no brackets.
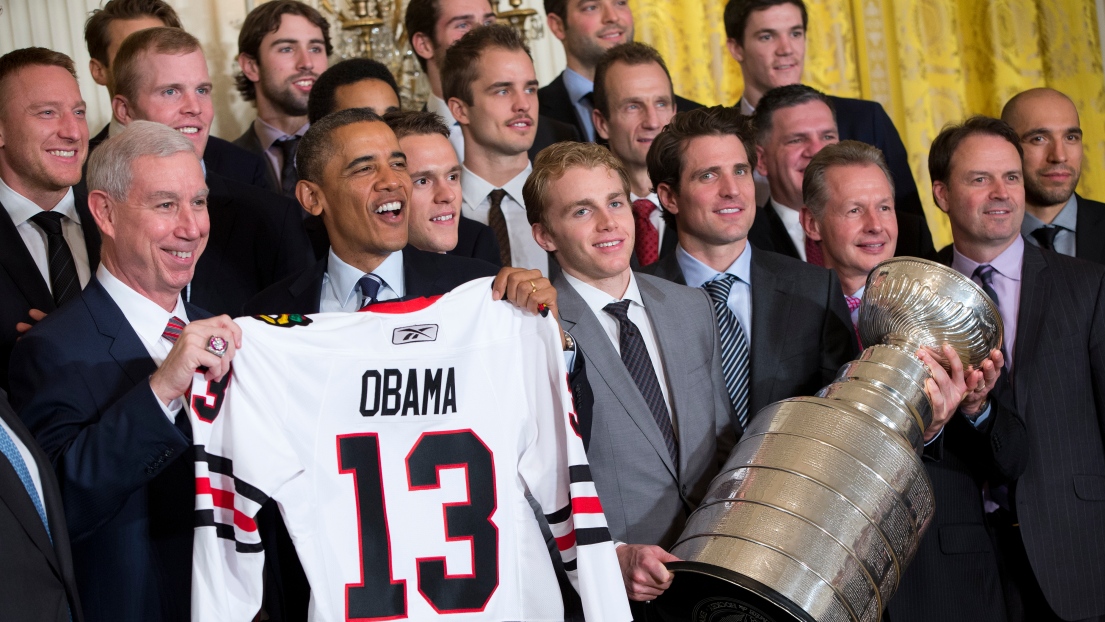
449,216,502,267
9,278,208,622
1,190,101,392
91,124,273,193
0,388,84,622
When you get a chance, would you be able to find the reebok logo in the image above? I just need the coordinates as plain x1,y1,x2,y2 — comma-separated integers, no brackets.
393,324,438,345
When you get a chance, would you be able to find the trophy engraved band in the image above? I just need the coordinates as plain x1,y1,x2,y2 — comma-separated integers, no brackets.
650,257,1003,622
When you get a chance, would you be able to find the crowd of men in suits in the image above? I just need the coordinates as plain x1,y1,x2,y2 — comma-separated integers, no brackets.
0,0,1102,621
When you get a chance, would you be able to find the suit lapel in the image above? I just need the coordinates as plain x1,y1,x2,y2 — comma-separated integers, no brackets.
0,200,56,311
401,247,445,299
1076,194,1105,265
749,253,791,412
84,279,159,386
766,202,800,258
557,277,678,480
1011,244,1048,410
290,257,328,314
0,403,61,575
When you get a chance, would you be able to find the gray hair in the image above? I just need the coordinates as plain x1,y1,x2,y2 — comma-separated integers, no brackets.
87,120,197,201
803,140,895,221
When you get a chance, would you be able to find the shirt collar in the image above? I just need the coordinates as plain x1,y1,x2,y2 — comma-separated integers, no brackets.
630,191,660,207
952,235,1025,282
1021,193,1078,235
0,175,77,225
326,247,406,305
848,284,866,301
254,118,310,153
427,95,457,127
675,243,753,289
739,96,756,116
96,263,187,341
771,197,801,223
562,68,595,105
461,164,532,209
563,271,644,315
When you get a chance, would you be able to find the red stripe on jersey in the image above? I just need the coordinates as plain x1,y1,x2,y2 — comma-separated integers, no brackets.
571,496,604,514
554,529,576,551
197,477,258,532
360,295,443,314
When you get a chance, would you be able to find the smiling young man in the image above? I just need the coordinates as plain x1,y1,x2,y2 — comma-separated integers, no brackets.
525,140,735,614
108,27,313,315
592,42,680,266
724,0,923,216
234,0,332,196
1001,87,1105,265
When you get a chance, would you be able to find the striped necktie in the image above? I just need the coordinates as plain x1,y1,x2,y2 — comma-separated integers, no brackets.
702,275,751,428
29,211,80,307
358,274,384,308
162,316,186,344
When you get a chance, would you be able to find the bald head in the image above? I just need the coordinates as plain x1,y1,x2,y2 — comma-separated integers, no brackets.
1001,88,1083,215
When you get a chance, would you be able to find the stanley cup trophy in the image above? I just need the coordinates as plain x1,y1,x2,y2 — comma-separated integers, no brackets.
650,257,1003,622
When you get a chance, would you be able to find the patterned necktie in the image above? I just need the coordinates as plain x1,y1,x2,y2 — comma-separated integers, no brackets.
1031,225,1060,251
972,264,999,308
603,300,679,467
846,295,863,348
29,211,80,307
701,276,751,428
487,189,512,267
162,316,186,344
357,273,384,308
277,136,301,198
0,423,51,542
804,235,824,267
632,199,660,266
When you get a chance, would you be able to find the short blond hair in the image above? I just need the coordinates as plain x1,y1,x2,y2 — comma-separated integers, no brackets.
523,142,632,230
112,27,200,103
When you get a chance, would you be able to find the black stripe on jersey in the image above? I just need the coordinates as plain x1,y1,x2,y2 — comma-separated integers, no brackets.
545,504,572,524
575,527,612,546
195,445,270,506
563,559,577,572
568,465,592,483
195,510,264,554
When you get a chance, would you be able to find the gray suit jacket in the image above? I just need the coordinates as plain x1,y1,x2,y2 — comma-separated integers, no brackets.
555,271,737,549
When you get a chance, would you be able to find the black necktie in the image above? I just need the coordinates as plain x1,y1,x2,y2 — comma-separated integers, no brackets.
29,211,80,307
357,274,383,308
487,189,511,267
277,136,300,198
1031,225,1060,251
603,300,678,468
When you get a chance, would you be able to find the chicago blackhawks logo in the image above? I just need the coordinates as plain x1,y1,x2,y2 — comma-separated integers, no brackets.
255,313,313,328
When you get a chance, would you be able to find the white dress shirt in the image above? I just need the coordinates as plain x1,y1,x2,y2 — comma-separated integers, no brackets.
461,164,549,276
97,264,189,420
0,176,91,292
427,94,465,162
770,198,807,261
562,272,674,423
319,248,404,313
0,414,44,505
630,191,668,255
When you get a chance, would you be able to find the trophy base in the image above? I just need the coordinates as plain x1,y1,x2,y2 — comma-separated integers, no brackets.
648,562,815,622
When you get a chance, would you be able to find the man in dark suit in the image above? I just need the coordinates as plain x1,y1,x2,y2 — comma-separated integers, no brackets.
723,0,923,217
748,85,934,262
930,116,1105,622
539,0,702,143
0,48,100,393
1001,88,1105,266
233,1,332,196
642,106,857,420
107,27,313,315
0,386,84,622
405,0,580,163
592,42,685,266
10,121,242,622
525,140,736,613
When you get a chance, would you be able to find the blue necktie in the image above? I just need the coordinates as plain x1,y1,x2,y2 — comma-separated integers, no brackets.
702,275,751,428
358,273,384,308
0,423,51,541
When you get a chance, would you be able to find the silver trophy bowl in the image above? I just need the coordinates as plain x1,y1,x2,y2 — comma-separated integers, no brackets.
650,257,1002,622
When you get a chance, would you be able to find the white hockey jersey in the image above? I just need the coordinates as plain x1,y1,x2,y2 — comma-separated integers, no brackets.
188,277,631,621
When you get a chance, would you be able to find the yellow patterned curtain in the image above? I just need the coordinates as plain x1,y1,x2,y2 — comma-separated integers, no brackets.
630,0,1105,248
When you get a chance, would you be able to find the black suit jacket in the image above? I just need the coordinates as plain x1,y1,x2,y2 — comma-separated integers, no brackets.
1076,193,1105,265
642,246,857,420
748,199,935,261
9,278,208,622
529,114,581,161
826,95,924,219
192,172,313,316
0,190,101,392
0,388,84,622
538,71,704,143
91,124,273,193
449,216,502,266
244,246,499,316
232,124,280,191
